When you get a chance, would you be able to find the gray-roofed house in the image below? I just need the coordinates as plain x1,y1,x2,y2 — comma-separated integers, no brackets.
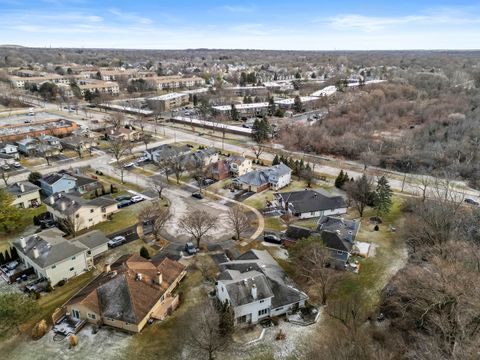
46,193,118,231
233,163,291,192
216,249,307,325
11,228,110,285
274,189,347,219
39,170,102,196
5,181,41,208
284,216,361,268
143,144,191,163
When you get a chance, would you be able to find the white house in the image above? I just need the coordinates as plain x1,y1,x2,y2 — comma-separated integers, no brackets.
216,250,308,325
5,181,41,208
228,156,252,177
274,190,347,219
11,228,110,285
233,163,291,192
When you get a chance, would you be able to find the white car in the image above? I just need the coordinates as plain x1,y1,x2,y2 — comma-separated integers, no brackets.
107,236,126,248
130,195,145,203
124,162,135,168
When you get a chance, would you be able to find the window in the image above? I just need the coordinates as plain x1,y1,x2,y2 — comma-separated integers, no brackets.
89,218,93,222
52,265,56,269
70,267,74,271
237,315,248,323
260,300,265,303
71,309,80,319
71,256,76,260
90,209,94,213
75,214,80,218
258,308,269,317
88,313,96,320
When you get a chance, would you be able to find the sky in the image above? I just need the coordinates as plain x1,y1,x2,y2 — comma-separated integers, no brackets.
0,0,480,50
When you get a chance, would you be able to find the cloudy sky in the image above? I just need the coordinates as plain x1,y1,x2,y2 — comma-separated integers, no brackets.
0,0,479,49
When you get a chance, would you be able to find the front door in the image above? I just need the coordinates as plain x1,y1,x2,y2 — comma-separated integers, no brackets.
71,309,81,320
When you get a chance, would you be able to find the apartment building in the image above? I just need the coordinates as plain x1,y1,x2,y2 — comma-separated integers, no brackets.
78,80,120,96
146,92,189,112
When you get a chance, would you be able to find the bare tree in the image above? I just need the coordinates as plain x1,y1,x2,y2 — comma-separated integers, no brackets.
105,112,124,130
179,210,217,248
227,205,251,240
185,299,230,360
138,201,171,242
290,238,341,305
0,168,10,186
59,213,83,238
189,158,208,194
344,174,373,217
167,155,185,185
108,139,130,183
251,144,265,161
152,176,168,199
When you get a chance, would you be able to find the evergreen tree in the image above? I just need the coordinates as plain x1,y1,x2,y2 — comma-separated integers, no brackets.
252,118,270,143
0,189,22,233
335,170,346,188
193,94,198,106
268,97,276,115
230,104,239,121
294,95,303,112
374,176,393,217
10,246,18,260
140,246,150,259
272,154,280,166
4,249,11,263
218,301,234,338
0,252,5,265
28,171,42,186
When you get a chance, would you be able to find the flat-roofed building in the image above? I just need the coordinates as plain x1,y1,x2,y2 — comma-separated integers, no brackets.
147,92,189,112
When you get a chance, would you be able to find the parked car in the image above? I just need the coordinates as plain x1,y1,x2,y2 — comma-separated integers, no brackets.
115,195,132,202
184,242,198,255
117,199,132,208
191,192,203,199
107,236,126,248
130,195,145,203
13,162,21,168
263,234,282,244
464,198,480,206
27,112,35,116
5,260,19,271
124,162,135,168
202,179,215,186
25,278,49,293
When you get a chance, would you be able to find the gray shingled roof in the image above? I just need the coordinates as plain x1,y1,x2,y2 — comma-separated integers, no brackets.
218,250,307,308
275,190,346,214
97,274,137,323
6,181,40,196
73,230,110,250
234,163,291,187
12,228,87,269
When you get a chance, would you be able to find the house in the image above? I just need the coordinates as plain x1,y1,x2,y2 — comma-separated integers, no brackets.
39,172,77,196
144,144,191,163
284,216,361,268
63,254,187,333
38,134,63,150
216,250,308,325
11,228,110,285
39,170,102,196
0,143,19,159
274,190,347,219
16,137,40,156
5,181,41,208
208,160,230,180
105,127,140,142
228,156,252,176
46,193,118,231
181,147,219,167
233,163,291,192
60,136,98,153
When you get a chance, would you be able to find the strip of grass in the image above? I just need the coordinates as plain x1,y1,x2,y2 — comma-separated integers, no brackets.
88,207,139,236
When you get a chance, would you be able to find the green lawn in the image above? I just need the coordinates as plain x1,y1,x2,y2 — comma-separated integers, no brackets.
264,217,286,231
88,207,140,236
20,271,96,332
0,205,46,253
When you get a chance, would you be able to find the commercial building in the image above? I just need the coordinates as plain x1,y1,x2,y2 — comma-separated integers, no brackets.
0,119,78,142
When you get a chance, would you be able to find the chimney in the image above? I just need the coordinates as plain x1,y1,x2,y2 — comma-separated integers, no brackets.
156,271,163,285
48,196,55,205
18,182,25,193
19,237,26,249
32,247,40,259
251,283,257,300
104,263,111,273
60,201,67,211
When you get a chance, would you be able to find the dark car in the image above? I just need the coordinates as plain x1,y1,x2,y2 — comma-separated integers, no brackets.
263,234,282,244
202,179,215,186
192,192,203,199
117,199,132,208
115,195,132,202
184,242,198,255
464,198,480,206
